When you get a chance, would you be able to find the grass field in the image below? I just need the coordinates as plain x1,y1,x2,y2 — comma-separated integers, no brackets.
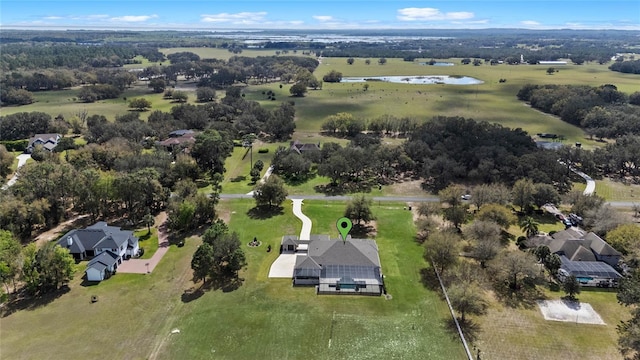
159,199,466,359
0,199,467,359
0,83,199,122
475,287,626,360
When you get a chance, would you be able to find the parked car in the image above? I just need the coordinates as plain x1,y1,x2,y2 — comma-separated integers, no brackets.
461,194,471,200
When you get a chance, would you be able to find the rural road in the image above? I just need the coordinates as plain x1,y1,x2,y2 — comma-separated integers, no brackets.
1,153,31,190
291,198,312,240
220,193,634,208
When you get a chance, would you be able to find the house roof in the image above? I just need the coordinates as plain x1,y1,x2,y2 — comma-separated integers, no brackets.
551,228,585,241
527,229,620,264
560,256,622,279
306,238,380,268
57,222,137,254
87,250,119,272
169,129,195,137
28,133,61,146
289,140,320,154
583,232,620,256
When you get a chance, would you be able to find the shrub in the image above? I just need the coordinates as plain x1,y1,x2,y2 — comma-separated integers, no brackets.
258,148,269,153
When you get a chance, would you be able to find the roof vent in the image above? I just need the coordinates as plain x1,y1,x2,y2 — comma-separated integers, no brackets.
67,236,73,246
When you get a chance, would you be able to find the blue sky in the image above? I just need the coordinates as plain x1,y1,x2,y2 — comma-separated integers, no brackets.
1,1,638,30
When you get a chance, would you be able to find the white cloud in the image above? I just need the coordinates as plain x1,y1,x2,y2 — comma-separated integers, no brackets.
397,8,474,21
43,16,63,20
110,15,158,22
313,15,334,22
520,20,541,26
201,12,267,23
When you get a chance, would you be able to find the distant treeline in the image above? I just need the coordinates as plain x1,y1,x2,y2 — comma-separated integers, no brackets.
517,84,640,139
0,88,296,143
609,60,640,74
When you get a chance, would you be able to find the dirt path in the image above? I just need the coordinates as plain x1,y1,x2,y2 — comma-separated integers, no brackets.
34,214,91,246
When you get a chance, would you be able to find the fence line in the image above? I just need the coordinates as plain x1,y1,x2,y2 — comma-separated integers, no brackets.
431,259,474,360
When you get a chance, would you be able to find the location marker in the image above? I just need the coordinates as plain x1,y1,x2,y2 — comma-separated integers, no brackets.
336,217,353,243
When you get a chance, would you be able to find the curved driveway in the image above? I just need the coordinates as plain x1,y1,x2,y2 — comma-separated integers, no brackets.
570,167,596,196
291,198,312,240
1,154,31,190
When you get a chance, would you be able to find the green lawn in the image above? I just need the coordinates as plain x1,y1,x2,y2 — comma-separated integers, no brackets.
135,228,159,260
476,286,627,360
0,237,194,360
5,199,466,359
0,83,198,122
158,199,466,359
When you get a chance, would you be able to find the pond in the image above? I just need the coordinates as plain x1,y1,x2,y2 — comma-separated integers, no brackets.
419,62,455,66
340,75,483,85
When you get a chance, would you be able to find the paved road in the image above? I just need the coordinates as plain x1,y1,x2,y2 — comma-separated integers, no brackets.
220,193,635,208
1,154,31,190
221,193,439,202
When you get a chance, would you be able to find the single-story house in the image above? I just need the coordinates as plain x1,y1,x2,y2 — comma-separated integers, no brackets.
157,130,197,152
526,228,622,286
26,133,62,153
57,222,139,282
289,140,321,154
283,235,383,296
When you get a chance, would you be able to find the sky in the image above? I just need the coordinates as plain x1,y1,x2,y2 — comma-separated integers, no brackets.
1,0,638,30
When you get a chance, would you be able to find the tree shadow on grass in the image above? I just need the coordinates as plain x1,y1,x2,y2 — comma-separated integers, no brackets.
351,224,375,238
314,181,374,196
443,317,482,343
181,286,205,303
283,173,317,187
419,267,443,293
247,205,284,220
493,282,546,309
1,286,70,318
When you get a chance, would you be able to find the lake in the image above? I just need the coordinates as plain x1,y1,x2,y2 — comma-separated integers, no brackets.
340,75,483,85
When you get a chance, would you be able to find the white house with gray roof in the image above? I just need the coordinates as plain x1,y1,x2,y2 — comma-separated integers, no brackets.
283,235,384,295
57,222,139,282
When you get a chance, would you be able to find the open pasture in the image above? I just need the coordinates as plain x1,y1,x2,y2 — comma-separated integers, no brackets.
0,199,467,360
158,199,466,359
0,83,198,121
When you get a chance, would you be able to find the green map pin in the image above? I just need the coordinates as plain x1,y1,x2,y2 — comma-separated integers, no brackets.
336,217,353,243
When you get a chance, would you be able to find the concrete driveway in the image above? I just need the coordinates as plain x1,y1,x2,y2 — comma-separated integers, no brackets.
2,154,31,190
268,253,297,278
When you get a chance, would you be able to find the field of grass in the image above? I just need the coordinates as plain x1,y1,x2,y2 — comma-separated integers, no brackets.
475,286,626,360
0,236,196,360
160,47,290,61
1,199,467,359
159,199,466,359
0,83,199,122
